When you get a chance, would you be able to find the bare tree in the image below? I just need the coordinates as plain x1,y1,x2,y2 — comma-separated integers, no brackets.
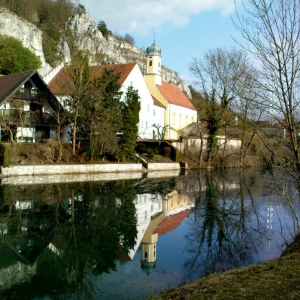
233,0,300,179
190,47,254,164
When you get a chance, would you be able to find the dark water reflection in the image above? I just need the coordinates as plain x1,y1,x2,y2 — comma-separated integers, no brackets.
0,168,299,299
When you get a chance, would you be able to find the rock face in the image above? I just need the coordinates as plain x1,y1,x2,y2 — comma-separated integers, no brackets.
0,8,52,76
0,9,191,97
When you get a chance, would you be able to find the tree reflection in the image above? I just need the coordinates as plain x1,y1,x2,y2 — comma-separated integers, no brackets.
184,171,266,279
0,180,138,299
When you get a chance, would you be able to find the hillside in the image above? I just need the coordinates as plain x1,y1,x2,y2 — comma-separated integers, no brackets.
0,7,191,98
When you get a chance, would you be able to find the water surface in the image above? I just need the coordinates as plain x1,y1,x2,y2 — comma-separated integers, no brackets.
0,168,298,299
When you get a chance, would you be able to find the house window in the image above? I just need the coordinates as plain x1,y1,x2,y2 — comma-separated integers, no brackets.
186,116,188,126
172,112,176,124
153,109,155,116
192,117,195,123
158,62,160,67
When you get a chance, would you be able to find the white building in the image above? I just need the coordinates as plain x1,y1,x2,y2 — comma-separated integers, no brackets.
49,63,158,139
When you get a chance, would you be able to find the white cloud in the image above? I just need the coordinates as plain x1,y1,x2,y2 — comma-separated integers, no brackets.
79,0,241,35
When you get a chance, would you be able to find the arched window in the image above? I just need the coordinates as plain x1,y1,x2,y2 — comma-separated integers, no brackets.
149,60,152,67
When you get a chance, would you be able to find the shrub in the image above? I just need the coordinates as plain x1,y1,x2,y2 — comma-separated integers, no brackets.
0,35,41,74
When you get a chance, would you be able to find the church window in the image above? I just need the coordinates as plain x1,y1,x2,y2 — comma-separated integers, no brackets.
172,112,176,124
186,116,188,126
145,252,148,258
153,109,155,116
158,62,160,67
149,60,152,67
192,117,195,123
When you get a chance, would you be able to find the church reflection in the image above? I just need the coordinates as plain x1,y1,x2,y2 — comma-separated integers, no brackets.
0,174,197,292
0,169,292,299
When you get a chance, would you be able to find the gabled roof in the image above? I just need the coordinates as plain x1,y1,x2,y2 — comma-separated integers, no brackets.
153,210,191,236
48,63,137,95
0,71,42,105
157,81,196,110
179,121,209,137
152,95,165,108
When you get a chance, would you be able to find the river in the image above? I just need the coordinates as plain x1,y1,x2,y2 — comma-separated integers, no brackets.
0,168,299,299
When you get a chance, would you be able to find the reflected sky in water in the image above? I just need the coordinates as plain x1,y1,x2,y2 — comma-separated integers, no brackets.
0,168,299,299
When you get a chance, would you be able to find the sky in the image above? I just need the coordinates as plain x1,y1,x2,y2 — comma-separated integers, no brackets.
78,0,244,85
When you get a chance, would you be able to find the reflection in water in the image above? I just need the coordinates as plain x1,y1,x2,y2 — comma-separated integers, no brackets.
0,169,298,299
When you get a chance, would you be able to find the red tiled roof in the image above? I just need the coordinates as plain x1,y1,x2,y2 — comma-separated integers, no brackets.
48,63,137,95
157,81,196,110
154,209,191,236
152,95,165,108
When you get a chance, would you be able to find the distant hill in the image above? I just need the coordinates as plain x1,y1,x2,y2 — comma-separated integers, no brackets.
0,5,191,98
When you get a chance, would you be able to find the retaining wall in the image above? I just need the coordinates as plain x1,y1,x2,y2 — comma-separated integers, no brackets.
147,163,180,171
1,172,143,185
1,164,143,176
1,162,181,176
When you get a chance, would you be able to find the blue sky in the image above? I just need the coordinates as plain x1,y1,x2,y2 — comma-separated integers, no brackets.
79,0,244,84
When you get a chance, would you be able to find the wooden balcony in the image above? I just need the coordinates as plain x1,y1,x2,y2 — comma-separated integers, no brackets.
11,88,47,101
0,110,56,125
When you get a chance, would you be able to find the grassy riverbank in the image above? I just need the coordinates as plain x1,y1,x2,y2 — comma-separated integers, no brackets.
149,233,300,299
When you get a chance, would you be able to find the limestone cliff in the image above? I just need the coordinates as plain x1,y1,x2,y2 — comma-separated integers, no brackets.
0,9,191,98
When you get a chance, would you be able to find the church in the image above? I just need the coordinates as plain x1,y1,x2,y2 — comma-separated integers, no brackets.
48,41,197,141
144,41,197,140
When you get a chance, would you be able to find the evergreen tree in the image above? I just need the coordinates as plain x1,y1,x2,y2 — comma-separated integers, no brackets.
97,20,111,39
118,85,141,161
78,68,123,160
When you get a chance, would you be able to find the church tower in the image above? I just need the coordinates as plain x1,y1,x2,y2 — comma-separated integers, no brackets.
145,41,162,86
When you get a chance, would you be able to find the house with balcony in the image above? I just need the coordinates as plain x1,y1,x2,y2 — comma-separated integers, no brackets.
0,71,62,143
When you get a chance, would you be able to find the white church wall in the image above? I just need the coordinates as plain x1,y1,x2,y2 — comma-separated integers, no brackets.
169,104,197,139
121,64,156,139
152,104,165,139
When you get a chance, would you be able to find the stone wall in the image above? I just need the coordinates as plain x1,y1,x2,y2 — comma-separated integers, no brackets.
1,163,181,176
1,172,143,185
1,164,143,176
147,163,180,171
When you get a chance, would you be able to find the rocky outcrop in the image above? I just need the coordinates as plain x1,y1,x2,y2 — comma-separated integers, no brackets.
63,13,191,97
0,9,191,97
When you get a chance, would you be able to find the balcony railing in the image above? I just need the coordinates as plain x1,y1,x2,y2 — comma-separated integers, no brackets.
12,88,46,101
0,110,56,125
